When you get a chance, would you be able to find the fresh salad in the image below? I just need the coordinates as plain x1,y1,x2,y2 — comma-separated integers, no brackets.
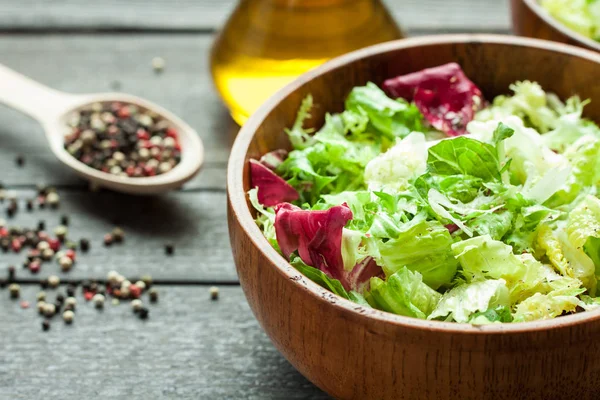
248,63,600,324
540,0,600,41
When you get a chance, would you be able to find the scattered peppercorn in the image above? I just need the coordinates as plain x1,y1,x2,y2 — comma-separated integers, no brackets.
42,319,50,331
15,155,25,167
131,299,143,312
93,293,105,309
48,275,60,288
63,310,75,324
46,191,60,208
37,291,46,302
149,288,158,303
26,199,34,211
79,238,90,252
8,283,20,299
54,225,68,241
138,307,149,320
60,215,69,226
165,243,174,255
66,284,76,297
7,265,15,282
209,286,219,301
43,303,56,318
103,233,113,246
20,300,30,309
112,227,124,243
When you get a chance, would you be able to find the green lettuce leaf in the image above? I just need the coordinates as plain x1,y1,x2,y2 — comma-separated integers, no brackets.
375,219,458,289
428,279,510,323
513,293,581,322
366,267,441,319
345,82,423,140
468,305,513,324
364,132,428,191
427,136,501,181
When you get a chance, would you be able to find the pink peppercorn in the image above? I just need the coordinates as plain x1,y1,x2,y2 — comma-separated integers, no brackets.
29,261,41,274
0,227,7,237
20,301,30,309
136,129,150,140
165,127,178,138
84,291,94,301
38,232,49,241
126,165,136,176
48,238,61,252
11,238,21,252
117,107,130,118
129,285,142,299
65,249,76,261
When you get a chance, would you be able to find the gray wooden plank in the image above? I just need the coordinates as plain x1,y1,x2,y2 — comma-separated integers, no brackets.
0,0,510,32
0,34,238,191
0,189,237,282
0,285,329,399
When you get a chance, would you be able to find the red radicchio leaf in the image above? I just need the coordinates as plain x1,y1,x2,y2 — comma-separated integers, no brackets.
274,203,382,291
345,257,384,293
259,149,288,171
250,159,299,207
382,62,484,136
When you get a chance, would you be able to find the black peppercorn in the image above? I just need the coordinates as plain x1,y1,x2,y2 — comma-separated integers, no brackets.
15,155,25,167
138,307,149,320
40,278,49,289
26,199,34,211
165,243,174,255
56,293,65,304
42,320,50,331
7,265,15,282
66,284,76,297
79,238,90,252
37,221,45,232
60,215,69,226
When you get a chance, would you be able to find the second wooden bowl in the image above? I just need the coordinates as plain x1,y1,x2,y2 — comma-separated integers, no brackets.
512,0,600,52
227,35,600,400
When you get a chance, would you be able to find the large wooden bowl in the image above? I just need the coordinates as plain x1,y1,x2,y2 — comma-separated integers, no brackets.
512,0,600,52
227,35,600,400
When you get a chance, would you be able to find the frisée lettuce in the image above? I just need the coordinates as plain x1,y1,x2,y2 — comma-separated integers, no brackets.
248,63,600,324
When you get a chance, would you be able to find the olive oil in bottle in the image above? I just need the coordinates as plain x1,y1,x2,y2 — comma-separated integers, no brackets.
210,0,403,125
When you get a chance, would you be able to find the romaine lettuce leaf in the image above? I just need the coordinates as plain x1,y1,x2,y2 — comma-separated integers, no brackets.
366,267,441,319
513,293,581,322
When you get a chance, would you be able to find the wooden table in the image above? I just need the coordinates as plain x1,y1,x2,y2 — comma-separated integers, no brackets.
0,1,509,398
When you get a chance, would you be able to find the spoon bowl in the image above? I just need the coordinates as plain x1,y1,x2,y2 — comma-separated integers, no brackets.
0,64,204,194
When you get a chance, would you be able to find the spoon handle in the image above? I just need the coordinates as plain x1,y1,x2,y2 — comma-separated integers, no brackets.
0,63,73,123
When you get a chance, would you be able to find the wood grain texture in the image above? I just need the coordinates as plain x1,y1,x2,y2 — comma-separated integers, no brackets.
0,34,239,191
511,0,600,52
0,190,237,282
0,0,509,32
228,35,600,400
0,285,329,399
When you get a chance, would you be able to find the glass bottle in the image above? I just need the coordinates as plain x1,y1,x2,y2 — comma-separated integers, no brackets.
210,0,403,125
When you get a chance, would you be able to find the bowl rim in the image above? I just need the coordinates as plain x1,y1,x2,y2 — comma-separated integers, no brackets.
228,34,600,335
522,0,600,52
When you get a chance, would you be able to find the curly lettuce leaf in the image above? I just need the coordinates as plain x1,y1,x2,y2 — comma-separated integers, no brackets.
428,279,510,323
468,305,513,324
540,0,600,40
345,82,424,140
364,132,428,191
366,267,441,319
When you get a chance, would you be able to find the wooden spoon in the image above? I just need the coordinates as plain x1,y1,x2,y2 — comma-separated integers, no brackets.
0,64,204,194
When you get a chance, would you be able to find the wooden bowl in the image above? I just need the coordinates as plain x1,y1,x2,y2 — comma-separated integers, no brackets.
512,0,600,52
227,35,600,400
